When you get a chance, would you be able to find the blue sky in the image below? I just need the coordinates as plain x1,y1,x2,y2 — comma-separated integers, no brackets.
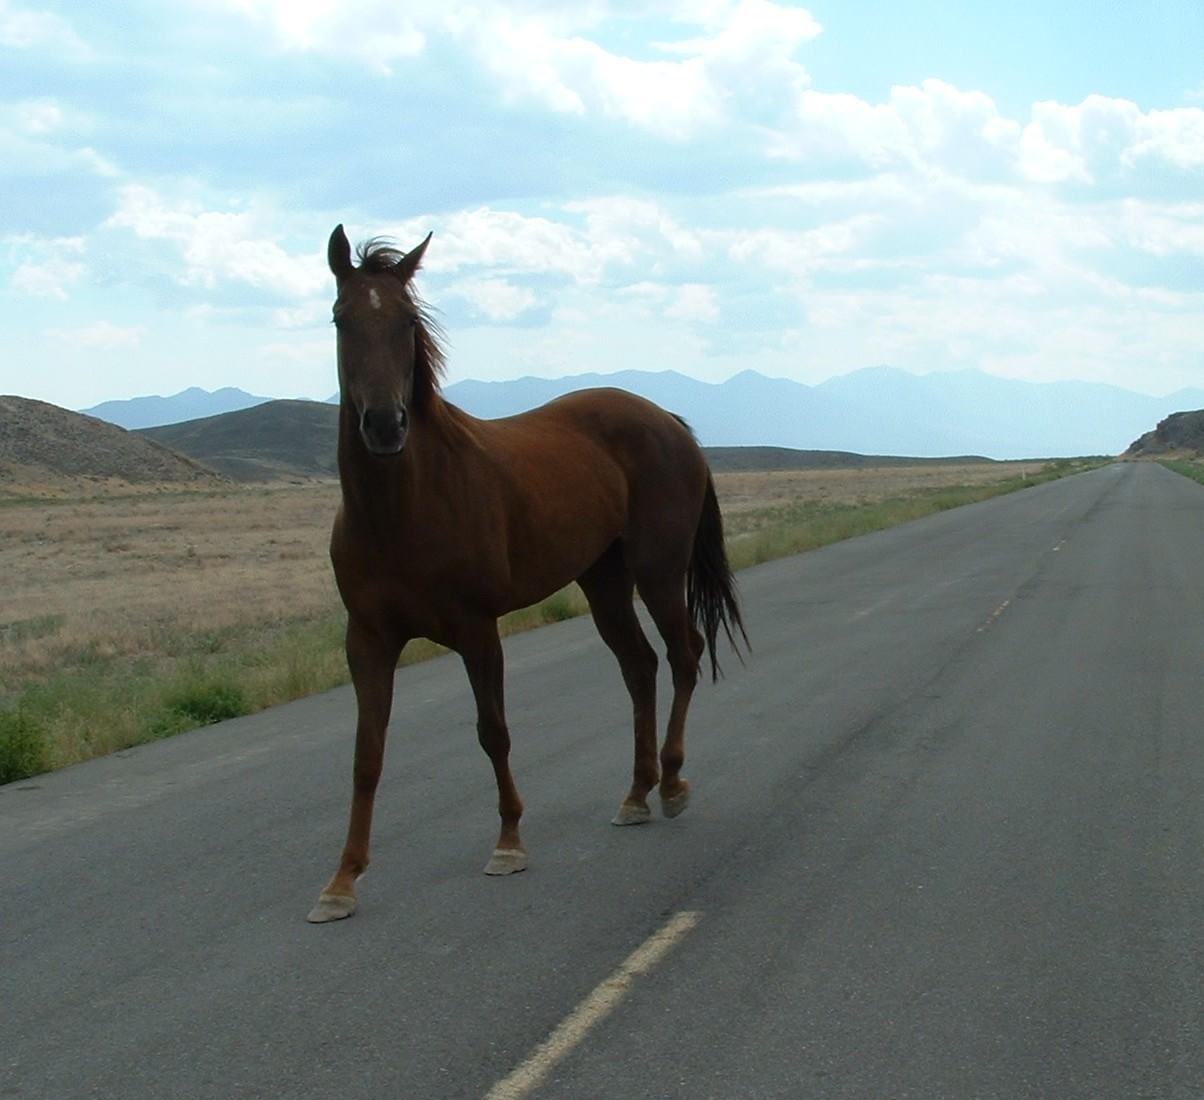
2,0,1202,409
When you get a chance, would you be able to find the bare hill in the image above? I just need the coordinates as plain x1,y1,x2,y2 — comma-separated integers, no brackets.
138,400,340,481
1125,410,1204,457
0,395,224,494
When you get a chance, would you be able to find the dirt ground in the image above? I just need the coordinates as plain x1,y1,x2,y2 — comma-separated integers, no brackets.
0,462,1044,688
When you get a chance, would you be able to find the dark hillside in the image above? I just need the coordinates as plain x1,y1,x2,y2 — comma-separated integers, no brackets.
138,398,998,481
703,446,993,472
1124,410,1204,457
139,399,340,481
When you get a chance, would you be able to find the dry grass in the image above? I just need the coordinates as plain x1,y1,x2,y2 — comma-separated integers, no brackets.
718,462,1049,537
1,458,1090,779
2,483,342,691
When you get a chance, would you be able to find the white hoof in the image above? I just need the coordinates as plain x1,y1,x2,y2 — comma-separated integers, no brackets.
660,786,691,819
306,892,357,923
484,847,528,876
611,801,652,826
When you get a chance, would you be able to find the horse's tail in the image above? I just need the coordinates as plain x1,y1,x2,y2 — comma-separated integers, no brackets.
688,471,749,682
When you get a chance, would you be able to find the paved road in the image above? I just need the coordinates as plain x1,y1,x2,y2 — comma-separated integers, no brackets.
4,462,1203,1099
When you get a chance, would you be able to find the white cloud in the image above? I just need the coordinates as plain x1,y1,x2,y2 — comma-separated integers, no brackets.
50,321,144,349
12,259,85,299
666,283,719,322
215,0,428,70
1114,200,1204,257
455,0,821,139
1127,106,1204,170
725,216,881,276
453,14,722,138
565,196,704,264
104,184,326,297
5,234,87,299
9,98,62,135
447,277,538,321
619,279,718,323
1020,96,1204,182
0,0,89,54
775,80,1021,180
211,0,820,139
380,206,629,283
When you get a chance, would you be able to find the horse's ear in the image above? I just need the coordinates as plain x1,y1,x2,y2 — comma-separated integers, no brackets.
328,225,354,279
394,232,432,285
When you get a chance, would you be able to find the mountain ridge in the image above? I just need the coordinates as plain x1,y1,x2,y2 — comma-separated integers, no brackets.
79,367,1204,459
82,386,273,429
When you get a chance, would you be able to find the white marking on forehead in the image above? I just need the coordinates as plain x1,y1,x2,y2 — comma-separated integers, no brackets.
368,288,382,310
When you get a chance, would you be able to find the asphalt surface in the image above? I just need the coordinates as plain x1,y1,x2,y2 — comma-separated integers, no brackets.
4,461,1203,1099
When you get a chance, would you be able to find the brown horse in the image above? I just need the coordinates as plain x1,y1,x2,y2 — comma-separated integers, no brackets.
308,225,746,922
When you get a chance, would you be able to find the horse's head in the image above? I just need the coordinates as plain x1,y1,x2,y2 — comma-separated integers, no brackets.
328,224,435,456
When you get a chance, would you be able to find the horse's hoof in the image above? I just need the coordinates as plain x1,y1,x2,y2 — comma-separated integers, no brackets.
484,848,528,876
660,785,691,819
611,801,652,826
306,892,357,923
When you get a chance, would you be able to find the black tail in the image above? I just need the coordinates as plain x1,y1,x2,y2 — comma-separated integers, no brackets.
687,473,748,682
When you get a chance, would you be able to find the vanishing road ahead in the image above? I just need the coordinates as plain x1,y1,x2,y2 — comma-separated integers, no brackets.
4,462,1203,1099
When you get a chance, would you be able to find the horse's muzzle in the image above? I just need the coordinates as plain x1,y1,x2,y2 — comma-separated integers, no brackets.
360,405,408,455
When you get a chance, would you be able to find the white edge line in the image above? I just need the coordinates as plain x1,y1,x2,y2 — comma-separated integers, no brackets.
484,910,703,1100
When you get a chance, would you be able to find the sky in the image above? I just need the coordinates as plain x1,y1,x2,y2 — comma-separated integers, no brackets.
2,0,1203,410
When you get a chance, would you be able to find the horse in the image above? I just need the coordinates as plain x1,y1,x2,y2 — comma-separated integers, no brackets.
308,225,746,922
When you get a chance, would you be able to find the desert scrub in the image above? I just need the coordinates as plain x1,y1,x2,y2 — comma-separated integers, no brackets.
726,460,1105,570
0,459,1103,781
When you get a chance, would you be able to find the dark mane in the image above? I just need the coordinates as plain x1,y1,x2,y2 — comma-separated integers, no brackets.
356,237,409,274
355,237,447,408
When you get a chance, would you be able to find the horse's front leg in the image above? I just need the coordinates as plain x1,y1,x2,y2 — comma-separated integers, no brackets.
459,620,527,875
308,619,404,923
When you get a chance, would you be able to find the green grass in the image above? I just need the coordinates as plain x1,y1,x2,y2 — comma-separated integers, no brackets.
0,458,1104,784
1159,458,1204,486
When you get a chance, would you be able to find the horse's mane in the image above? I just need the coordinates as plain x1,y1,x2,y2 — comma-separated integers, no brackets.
355,237,447,409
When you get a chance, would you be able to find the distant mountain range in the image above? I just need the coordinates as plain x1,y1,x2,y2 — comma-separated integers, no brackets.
83,367,1204,459
83,386,274,429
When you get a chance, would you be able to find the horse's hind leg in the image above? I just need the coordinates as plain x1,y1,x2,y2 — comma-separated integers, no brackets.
579,545,659,825
639,577,705,819
458,620,527,875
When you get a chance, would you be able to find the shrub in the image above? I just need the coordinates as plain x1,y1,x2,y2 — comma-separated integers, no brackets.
154,677,251,738
0,708,52,784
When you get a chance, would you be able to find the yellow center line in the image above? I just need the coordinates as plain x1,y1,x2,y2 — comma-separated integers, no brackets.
484,909,703,1100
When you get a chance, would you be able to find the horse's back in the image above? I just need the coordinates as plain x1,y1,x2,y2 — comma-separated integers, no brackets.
479,387,707,487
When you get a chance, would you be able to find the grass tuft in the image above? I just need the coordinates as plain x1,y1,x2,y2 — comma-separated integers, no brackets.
157,674,250,730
